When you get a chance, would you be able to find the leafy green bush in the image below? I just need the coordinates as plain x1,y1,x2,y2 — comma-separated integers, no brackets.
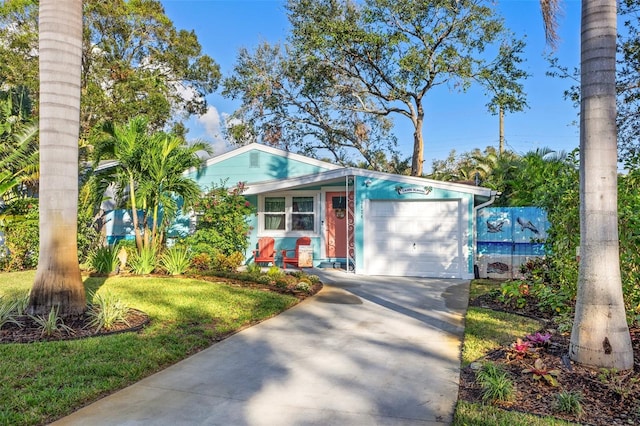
190,252,212,271
0,198,38,271
88,245,120,274
129,246,157,275
185,182,254,257
212,251,244,272
160,245,192,275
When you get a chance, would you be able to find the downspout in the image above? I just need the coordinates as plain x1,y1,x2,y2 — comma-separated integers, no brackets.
472,190,499,278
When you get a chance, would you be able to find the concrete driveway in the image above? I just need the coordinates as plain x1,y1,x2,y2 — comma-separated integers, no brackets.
51,270,469,426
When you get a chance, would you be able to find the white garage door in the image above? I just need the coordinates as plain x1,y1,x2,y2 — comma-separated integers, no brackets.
364,200,463,278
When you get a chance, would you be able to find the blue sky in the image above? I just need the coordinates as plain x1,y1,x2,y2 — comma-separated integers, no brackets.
160,0,583,171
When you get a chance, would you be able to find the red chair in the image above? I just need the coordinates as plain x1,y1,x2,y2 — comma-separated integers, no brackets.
253,237,275,266
281,237,312,269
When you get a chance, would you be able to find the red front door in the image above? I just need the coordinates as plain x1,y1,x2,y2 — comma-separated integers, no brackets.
325,192,347,258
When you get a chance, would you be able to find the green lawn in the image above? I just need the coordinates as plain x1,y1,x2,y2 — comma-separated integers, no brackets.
0,271,298,426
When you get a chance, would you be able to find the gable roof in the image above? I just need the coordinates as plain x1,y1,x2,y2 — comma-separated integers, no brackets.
200,143,343,171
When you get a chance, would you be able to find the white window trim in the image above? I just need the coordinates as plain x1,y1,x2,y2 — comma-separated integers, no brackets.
257,191,320,237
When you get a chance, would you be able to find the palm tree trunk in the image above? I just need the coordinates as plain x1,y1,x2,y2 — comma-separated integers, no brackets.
28,0,85,317
568,0,633,369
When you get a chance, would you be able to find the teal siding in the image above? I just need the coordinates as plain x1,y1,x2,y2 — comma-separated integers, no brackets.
187,150,337,189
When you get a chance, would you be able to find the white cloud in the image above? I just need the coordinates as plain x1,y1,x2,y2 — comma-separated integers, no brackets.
195,106,234,156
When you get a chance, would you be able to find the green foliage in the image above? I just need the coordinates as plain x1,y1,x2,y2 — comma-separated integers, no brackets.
128,246,157,275
29,306,74,338
245,262,262,275
554,390,583,416
224,0,526,175
295,281,312,293
475,363,515,403
0,296,22,329
190,252,212,271
0,0,220,137
186,182,254,256
87,291,130,332
0,198,38,271
212,251,244,272
88,245,120,274
160,245,192,275
267,266,285,279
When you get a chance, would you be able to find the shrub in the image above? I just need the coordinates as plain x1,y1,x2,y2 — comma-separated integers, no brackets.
212,251,244,272
186,182,254,256
266,266,284,279
160,246,192,275
129,246,157,275
0,199,39,271
87,291,130,332
190,253,212,271
245,262,262,275
88,245,120,274
295,281,312,293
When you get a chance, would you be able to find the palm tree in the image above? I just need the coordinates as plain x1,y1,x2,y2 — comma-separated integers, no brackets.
540,0,633,369
92,117,211,251
27,0,85,316
137,132,211,249
91,117,149,251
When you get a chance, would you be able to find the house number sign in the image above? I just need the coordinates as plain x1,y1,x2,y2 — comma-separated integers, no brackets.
395,186,433,195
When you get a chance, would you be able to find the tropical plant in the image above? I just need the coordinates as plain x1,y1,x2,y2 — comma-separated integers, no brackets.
88,245,120,274
554,390,583,416
160,245,192,275
28,0,86,317
522,358,560,387
86,291,130,332
564,0,633,369
0,296,22,329
128,245,157,275
475,362,515,403
29,306,74,337
90,117,211,252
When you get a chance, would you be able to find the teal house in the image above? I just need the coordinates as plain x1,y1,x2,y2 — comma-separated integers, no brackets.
181,143,496,279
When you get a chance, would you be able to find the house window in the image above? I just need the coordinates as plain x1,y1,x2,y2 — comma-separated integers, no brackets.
292,197,314,230
264,197,286,230
260,193,317,235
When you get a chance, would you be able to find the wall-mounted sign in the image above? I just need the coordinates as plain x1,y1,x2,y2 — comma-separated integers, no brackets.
395,186,433,195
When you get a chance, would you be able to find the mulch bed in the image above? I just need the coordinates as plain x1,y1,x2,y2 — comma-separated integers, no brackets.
461,294,640,425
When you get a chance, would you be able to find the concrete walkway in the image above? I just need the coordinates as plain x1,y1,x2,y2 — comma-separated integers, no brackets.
51,270,469,426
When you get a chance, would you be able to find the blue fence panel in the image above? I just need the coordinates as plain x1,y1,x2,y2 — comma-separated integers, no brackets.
476,207,550,278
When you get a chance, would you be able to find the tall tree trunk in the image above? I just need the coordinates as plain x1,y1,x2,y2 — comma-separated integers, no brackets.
411,105,425,176
499,105,505,154
28,0,86,317
569,0,633,369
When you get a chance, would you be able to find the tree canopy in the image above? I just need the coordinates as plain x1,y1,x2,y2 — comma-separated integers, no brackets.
0,0,220,138
223,0,528,176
